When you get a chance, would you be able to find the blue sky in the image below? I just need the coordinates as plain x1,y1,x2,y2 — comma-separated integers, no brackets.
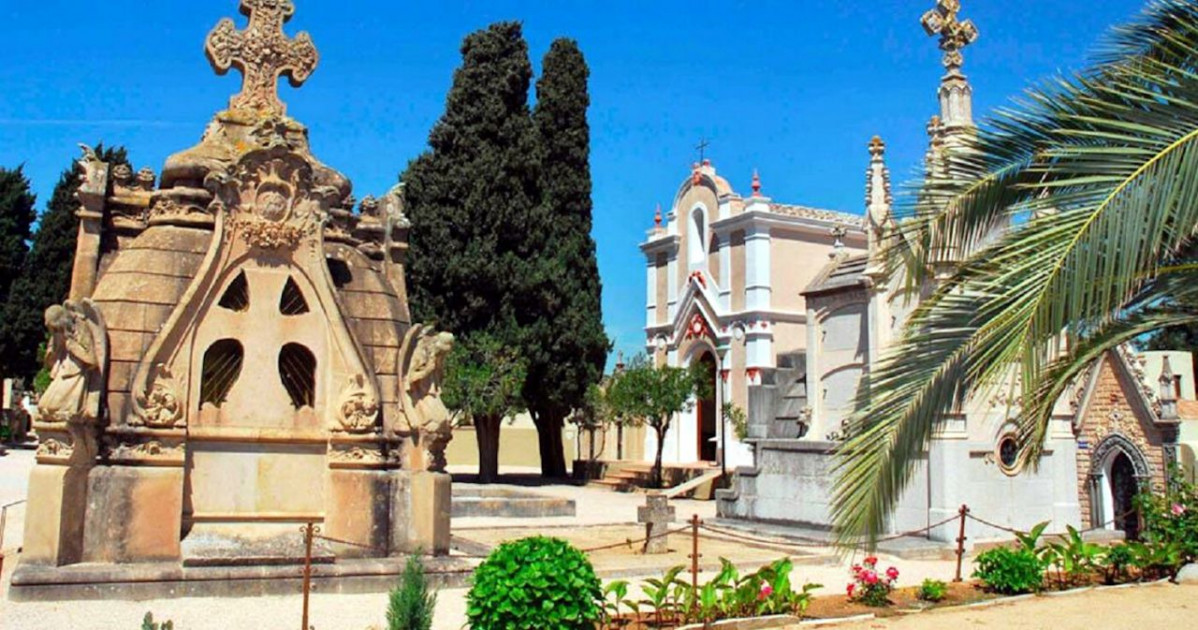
0,1,1146,366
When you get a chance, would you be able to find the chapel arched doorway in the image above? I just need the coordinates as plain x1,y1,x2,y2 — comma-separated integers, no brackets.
1109,452,1140,540
1089,434,1150,540
695,352,718,462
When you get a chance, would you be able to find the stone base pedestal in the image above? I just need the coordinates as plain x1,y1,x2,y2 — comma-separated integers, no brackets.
82,466,183,563
324,469,393,558
22,465,90,567
392,471,450,555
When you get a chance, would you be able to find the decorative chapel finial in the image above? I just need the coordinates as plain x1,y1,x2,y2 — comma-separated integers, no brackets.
921,0,979,76
751,169,762,197
654,203,663,227
205,0,320,117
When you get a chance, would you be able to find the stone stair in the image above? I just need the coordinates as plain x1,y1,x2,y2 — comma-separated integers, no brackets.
587,461,722,497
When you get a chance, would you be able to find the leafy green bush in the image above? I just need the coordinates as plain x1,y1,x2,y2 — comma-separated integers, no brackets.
1042,526,1103,588
141,613,173,630
621,558,819,626
1100,543,1136,584
916,578,948,602
972,547,1044,594
388,554,436,630
467,537,601,629
1135,473,1198,577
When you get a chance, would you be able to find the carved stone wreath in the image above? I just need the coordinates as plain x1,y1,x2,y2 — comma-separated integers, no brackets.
336,374,379,433
134,365,186,429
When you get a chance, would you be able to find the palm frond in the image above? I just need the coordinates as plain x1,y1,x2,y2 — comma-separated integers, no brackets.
832,0,1198,545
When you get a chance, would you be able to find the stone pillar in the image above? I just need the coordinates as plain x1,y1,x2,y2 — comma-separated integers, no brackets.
71,155,109,301
22,463,90,566
391,470,450,556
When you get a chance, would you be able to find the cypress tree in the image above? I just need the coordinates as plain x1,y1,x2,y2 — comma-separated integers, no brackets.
403,22,541,482
0,166,36,310
525,39,609,477
0,145,129,380
0,166,37,378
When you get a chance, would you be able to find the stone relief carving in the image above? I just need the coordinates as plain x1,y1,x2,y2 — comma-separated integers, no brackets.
336,374,380,433
210,148,337,249
400,324,455,472
110,440,185,462
38,300,108,464
133,364,185,429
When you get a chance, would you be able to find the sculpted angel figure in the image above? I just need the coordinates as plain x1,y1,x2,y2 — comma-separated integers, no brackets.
399,324,455,472
39,300,108,463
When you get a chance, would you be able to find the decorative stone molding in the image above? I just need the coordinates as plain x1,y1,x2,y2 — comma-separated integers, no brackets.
109,439,186,466
336,374,380,433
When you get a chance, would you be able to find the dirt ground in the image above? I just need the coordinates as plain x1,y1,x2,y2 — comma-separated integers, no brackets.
813,582,1196,630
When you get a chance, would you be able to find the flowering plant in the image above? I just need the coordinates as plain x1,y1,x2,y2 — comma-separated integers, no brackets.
847,556,898,607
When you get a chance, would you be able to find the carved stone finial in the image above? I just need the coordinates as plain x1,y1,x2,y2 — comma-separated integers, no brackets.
205,0,320,117
136,167,156,192
921,0,979,74
868,136,886,159
654,203,662,227
751,170,762,197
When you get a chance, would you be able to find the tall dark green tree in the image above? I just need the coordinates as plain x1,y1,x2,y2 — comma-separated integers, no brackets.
524,39,609,478
403,22,541,480
0,166,37,378
0,166,36,310
0,145,129,381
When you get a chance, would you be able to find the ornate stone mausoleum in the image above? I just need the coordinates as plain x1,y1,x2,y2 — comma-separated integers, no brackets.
15,0,455,597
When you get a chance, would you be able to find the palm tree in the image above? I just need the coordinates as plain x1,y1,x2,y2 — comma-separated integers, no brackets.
832,0,1198,544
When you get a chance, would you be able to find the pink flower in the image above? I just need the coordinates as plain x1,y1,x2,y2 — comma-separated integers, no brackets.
886,567,899,580
759,584,774,601
1172,503,1188,517
851,564,862,575
863,570,879,585
864,556,878,566
846,583,855,597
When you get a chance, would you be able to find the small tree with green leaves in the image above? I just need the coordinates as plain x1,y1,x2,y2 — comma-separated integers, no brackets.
606,354,704,488
441,332,526,483
387,554,436,630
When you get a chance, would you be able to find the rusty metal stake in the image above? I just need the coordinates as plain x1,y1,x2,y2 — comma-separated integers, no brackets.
689,514,701,617
301,522,318,630
953,505,969,583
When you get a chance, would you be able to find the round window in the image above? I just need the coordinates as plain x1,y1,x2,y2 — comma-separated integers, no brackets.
997,435,1021,475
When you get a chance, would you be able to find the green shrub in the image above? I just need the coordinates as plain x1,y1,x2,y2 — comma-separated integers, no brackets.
972,547,1044,594
1134,473,1198,577
141,613,173,630
467,536,601,629
916,578,948,602
388,554,436,630
1100,543,1136,584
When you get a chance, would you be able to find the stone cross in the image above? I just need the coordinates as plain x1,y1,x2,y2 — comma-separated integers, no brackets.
637,492,675,554
920,0,979,74
205,0,320,117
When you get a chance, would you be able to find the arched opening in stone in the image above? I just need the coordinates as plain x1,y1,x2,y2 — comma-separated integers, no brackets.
279,277,310,315
1108,452,1141,539
327,257,353,289
200,338,244,406
278,343,317,408
688,207,707,267
218,271,250,311
695,351,718,462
